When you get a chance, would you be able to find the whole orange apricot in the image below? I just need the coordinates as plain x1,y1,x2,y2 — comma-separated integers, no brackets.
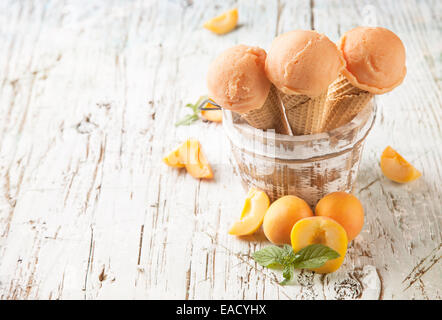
315,191,364,241
262,195,313,245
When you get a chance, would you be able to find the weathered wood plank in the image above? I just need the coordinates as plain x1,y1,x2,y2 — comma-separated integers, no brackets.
0,0,440,300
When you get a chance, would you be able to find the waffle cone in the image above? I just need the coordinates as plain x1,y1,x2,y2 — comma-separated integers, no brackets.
279,90,328,135
241,85,291,135
324,74,374,131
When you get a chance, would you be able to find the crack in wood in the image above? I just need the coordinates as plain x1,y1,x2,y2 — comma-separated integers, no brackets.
137,225,145,265
357,178,380,193
82,225,95,297
402,243,442,291
0,0,440,300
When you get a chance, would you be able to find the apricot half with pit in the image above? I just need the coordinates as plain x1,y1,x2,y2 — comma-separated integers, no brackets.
315,192,364,242
291,216,348,273
262,195,313,245
380,146,421,183
229,188,270,236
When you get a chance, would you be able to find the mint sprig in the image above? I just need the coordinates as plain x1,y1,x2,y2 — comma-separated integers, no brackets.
252,244,340,285
175,113,199,126
251,245,285,268
281,265,294,285
175,96,207,126
292,244,340,269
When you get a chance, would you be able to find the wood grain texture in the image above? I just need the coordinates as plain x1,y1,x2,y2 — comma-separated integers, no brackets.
0,0,440,300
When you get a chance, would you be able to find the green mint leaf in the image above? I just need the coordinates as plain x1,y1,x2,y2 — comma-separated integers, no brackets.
251,244,340,286
252,245,285,268
292,244,340,269
185,103,197,112
282,244,293,254
280,265,294,285
194,95,207,112
176,96,209,126
175,114,199,126
281,244,297,264
277,246,296,268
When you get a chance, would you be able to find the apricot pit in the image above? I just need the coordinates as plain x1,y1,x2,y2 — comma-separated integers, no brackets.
291,216,348,273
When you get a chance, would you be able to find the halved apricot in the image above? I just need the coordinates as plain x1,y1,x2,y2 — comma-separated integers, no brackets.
179,139,213,179
203,8,238,35
163,147,185,168
262,195,313,245
163,139,213,179
229,188,270,236
291,216,348,274
201,102,222,123
380,146,421,183
315,192,364,241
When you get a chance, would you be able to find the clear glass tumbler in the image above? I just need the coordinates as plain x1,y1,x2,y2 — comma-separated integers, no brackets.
223,101,377,207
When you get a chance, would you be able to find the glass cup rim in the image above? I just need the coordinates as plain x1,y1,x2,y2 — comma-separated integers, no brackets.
222,99,377,160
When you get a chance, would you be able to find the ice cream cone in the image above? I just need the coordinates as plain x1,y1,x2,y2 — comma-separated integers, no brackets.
207,45,291,135
323,27,407,131
280,91,328,135
265,30,345,136
242,85,291,134
323,74,374,131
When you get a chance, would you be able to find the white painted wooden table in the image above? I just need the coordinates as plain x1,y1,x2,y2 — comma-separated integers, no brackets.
0,0,441,300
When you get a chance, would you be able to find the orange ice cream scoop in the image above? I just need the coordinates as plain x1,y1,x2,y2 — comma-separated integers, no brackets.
265,30,345,97
207,45,271,114
339,26,406,94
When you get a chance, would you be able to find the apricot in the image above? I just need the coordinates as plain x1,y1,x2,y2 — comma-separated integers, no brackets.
291,216,348,273
201,102,222,123
229,188,270,236
262,195,313,245
380,146,421,183
163,147,185,168
163,139,213,179
315,192,364,241
180,139,213,179
203,8,238,35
